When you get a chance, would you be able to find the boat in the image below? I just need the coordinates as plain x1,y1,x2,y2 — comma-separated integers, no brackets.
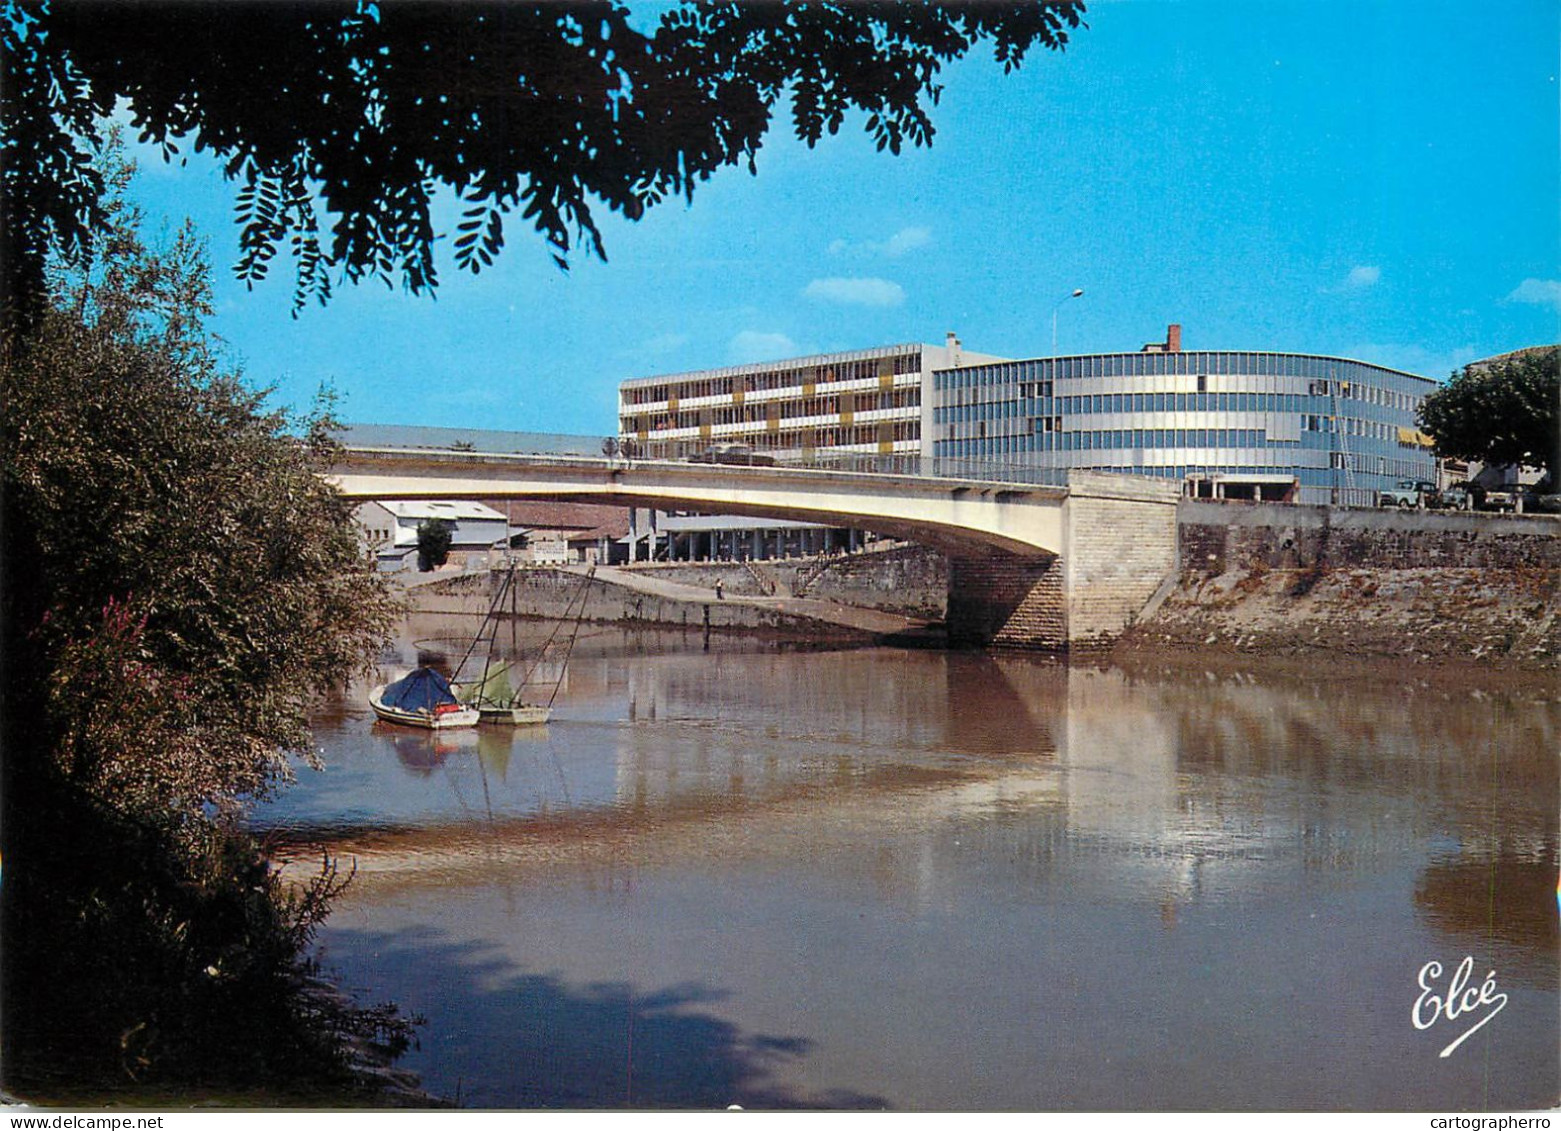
369,666,481,730
448,563,594,727
454,658,552,726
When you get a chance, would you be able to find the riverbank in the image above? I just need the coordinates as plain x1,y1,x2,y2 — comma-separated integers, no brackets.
1112,564,1560,669
1126,502,1561,670
400,506,1560,669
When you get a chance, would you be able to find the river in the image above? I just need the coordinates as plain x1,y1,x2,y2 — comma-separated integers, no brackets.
253,617,1559,1111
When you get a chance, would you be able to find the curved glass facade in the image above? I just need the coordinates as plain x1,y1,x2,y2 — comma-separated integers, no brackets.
931,351,1439,505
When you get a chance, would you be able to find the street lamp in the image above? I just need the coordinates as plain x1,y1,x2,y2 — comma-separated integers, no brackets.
1051,288,1084,356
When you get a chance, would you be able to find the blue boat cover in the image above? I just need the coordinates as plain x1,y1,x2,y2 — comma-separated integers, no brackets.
381,667,459,712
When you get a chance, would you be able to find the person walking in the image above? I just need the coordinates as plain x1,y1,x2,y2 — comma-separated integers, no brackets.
715,578,725,600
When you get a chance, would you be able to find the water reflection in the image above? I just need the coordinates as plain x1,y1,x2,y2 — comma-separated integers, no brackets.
258,627,1559,1110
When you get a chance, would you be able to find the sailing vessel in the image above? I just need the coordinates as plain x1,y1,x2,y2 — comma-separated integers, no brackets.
450,563,594,727
457,660,551,726
369,666,481,729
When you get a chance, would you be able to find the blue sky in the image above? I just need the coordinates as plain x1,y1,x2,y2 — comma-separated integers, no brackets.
123,0,1560,436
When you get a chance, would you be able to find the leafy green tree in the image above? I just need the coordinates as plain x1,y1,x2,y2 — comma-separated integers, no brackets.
1,140,405,1091
1418,347,1560,486
416,517,456,572
1,0,1086,321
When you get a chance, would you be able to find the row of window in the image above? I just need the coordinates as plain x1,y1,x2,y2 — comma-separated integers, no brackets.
1297,458,1429,484
622,352,919,407
1298,415,1422,445
947,416,1426,452
626,388,922,435
935,431,1290,458
934,434,1436,480
1047,428,1274,451
639,420,921,458
940,352,1424,386
937,390,1423,424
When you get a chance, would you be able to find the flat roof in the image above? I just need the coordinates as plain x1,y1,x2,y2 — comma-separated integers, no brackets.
620,342,935,388
335,423,604,456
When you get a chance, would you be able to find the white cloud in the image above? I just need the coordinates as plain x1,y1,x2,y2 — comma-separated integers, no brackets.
827,226,933,259
1506,278,1561,311
1345,265,1381,289
641,332,690,355
803,276,906,307
728,331,800,365
882,226,933,257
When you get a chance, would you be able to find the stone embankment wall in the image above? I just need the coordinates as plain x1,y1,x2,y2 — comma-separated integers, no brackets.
618,546,948,618
1177,500,1561,572
782,545,947,616
1123,500,1561,668
406,568,876,642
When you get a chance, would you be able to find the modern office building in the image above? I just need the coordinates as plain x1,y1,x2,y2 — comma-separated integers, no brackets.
614,326,1442,515
930,325,1441,506
618,335,1005,461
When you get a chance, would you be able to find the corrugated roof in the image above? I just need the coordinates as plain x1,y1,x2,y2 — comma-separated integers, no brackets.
377,500,508,521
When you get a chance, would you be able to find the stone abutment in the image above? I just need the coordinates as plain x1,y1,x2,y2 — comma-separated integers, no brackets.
945,473,1182,651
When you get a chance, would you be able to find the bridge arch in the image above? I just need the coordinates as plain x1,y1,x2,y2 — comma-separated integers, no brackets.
330,448,1069,556
329,447,1180,650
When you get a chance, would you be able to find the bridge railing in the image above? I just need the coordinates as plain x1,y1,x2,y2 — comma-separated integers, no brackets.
338,438,1073,489
762,452,1069,488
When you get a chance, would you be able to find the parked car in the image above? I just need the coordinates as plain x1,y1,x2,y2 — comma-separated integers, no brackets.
1377,479,1438,508
687,443,777,467
1430,484,1474,511
1477,484,1521,512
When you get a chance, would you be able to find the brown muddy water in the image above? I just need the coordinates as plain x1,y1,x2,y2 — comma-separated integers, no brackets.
253,618,1560,1111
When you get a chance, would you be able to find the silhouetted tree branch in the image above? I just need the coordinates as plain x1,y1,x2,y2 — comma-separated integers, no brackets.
1,0,1086,326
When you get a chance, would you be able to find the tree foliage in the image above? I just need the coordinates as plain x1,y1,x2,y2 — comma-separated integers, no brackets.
1,142,406,1092
416,517,455,572
3,177,398,817
1,0,1086,321
1418,347,1560,483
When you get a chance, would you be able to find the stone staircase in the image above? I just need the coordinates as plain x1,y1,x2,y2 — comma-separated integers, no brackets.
790,554,836,597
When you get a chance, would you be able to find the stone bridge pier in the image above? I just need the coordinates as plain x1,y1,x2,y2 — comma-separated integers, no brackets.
946,474,1180,651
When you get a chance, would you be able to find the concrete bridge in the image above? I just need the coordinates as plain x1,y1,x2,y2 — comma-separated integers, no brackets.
330,446,1181,651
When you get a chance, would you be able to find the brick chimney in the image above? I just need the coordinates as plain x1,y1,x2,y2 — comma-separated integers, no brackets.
1166,323,1181,352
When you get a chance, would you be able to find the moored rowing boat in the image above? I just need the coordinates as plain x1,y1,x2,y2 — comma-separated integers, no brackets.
369,668,480,730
